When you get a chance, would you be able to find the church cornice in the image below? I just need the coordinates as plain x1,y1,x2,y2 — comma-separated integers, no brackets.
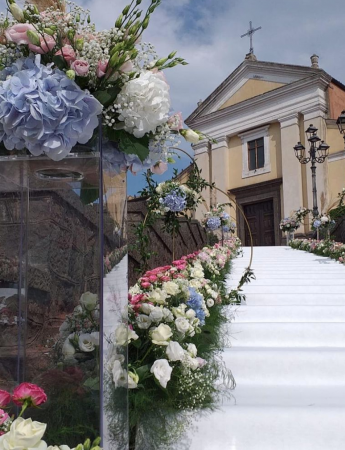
186,74,330,135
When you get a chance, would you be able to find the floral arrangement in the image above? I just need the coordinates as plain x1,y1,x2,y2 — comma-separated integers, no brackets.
311,213,335,233
289,238,345,265
154,180,199,215
202,203,233,232
279,216,299,232
57,291,99,363
294,207,311,223
0,0,203,170
106,238,242,449
0,382,101,449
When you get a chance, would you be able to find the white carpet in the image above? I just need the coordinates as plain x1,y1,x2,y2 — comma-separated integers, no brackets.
189,246,345,450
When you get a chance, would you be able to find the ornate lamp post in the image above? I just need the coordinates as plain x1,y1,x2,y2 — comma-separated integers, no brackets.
336,110,345,147
293,124,330,218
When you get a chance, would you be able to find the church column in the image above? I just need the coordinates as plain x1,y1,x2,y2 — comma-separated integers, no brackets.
193,142,210,221
210,136,229,205
302,108,329,218
279,114,304,229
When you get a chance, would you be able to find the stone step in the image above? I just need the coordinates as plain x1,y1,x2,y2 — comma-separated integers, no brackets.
223,347,345,386
228,322,345,347
241,293,345,306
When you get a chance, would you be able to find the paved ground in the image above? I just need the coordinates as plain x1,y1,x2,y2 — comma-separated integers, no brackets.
189,246,345,450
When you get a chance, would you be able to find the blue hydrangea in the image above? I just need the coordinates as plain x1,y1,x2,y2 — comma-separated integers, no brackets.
0,56,102,161
187,287,206,326
313,220,322,229
160,189,186,212
222,226,230,232
206,216,221,231
221,213,230,220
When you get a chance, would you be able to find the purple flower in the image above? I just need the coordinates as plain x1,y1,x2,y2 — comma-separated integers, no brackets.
206,217,221,231
0,56,102,161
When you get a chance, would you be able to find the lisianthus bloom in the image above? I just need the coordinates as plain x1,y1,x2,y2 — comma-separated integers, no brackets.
0,390,11,408
12,383,47,407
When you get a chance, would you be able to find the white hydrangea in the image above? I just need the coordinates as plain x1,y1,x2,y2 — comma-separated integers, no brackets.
115,70,171,138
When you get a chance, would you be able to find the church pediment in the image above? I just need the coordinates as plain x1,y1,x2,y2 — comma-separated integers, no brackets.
185,59,330,126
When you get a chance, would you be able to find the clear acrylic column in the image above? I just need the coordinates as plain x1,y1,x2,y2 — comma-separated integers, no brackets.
0,137,128,449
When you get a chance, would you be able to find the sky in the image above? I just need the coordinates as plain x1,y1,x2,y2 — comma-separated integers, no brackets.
2,0,344,194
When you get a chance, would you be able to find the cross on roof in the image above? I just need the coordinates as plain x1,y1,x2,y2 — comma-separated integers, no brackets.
241,21,262,55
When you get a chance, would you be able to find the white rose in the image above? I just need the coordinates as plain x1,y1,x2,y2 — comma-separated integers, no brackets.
189,279,201,289
129,285,141,295
148,289,168,305
0,417,47,450
150,359,173,388
136,314,152,329
175,317,190,334
166,341,185,361
141,303,154,314
48,447,72,450
59,321,70,337
162,281,180,296
162,308,174,322
187,343,197,358
190,267,204,278
80,292,98,311
172,304,187,318
149,307,164,323
62,334,76,358
183,353,199,370
115,324,139,346
73,305,83,314
186,309,196,320
207,298,215,307
321,216,329,223
112,360,127,388
78,333,96,352
128,371,139,389
117,70,171,138
181,129,200,144
151,324,173,345
156,183,164,194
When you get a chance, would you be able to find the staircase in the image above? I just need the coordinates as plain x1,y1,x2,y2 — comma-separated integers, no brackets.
189,246,345,450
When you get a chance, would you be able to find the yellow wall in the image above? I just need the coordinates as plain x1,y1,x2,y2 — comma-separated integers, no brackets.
219,79,286,110
326,125,345,208
227,122,282,190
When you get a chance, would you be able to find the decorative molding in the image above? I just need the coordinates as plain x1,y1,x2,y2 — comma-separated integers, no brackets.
328,150,345,162
278,113,299,128
239,125,271,179
211,135,228,150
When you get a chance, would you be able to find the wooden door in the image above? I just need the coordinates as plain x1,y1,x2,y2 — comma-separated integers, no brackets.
243,200,275,246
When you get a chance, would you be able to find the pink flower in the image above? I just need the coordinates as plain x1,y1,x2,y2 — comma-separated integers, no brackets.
55,45,76,63
148,275,158,282
168,112,183,131
28,34,55,54
141,282,151,289
71,59,90,77
12,382,47,407
196,357,207,368
151,161,168,175
0,390,11,408
5,24,35,45
0,409,9,426
96,60,108,78
160,276,171,282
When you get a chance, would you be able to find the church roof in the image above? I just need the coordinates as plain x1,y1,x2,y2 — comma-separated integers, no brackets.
185,58,344,127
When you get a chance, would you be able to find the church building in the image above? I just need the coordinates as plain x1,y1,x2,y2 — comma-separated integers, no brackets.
185,53,345,246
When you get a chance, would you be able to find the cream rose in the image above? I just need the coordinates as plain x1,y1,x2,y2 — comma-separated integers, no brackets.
141,303,154,314
0,417,47,450
136,314,152,329
162,308,174,322
151,324,173,345
62,334,76,359
166,341,185,361
148,288,168,305
80,292,98,310
149,307,164,323
172,304,187,318
175,317,190,334
115,324,139,346
187,343,197,358
150,359,173,388
162,281,180,296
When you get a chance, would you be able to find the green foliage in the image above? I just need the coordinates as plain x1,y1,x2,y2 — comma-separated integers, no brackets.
106,129,150,162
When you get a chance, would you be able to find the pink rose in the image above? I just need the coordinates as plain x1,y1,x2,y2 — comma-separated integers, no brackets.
0,409,9,426
141,282,151,289
12,382,47,407
160,276,171,282
96,60,108,78
28,34,55,54
148,275,157,282
0,390,11,408
55,44,76,63
5,23,35,45
151,161,168,175
168,112,183,131
70,59,90,77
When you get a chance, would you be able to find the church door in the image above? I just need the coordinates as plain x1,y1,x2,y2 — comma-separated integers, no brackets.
243,200,275,246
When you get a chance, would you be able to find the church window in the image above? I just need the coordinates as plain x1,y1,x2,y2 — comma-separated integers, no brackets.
248,138,265,171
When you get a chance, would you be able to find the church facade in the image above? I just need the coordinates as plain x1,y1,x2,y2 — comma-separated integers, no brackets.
185,54,345,246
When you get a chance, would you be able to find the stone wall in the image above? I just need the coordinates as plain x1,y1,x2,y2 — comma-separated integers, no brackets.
127,197,207,286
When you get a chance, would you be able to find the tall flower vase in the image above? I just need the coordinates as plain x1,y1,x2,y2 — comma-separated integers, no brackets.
286,231,295,245
0,134,129,449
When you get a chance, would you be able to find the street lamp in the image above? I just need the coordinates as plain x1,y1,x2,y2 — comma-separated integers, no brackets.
293,124,330,218
336,110,345,147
